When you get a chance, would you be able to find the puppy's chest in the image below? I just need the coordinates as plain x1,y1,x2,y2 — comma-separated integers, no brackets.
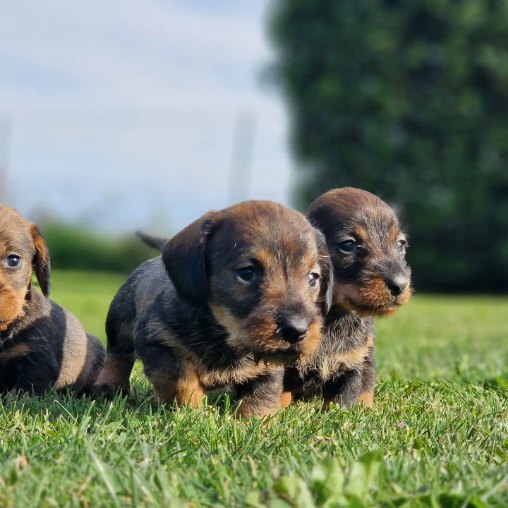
0,338,32,365
186,336,273,387
298,318,374,382
160,321,273,388
198,359,272,388
0,320,36,363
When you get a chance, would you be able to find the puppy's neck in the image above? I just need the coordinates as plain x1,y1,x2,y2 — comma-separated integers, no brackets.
325,304,370,336
326,304,356,322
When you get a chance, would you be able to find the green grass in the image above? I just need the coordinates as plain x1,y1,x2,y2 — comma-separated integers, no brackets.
1,271,507,507
48,270,126,343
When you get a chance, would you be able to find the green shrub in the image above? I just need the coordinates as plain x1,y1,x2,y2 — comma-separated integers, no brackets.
41,223,157,274
270,0,508,292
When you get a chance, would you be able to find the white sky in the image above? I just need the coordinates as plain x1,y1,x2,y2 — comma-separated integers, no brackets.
0,0,295,233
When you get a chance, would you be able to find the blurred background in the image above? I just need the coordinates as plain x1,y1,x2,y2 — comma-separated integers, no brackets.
1,0,508,292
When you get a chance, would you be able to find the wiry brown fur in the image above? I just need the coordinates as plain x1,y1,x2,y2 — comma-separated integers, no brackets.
284,188,411,408
0,205,104,394
95,200,333,417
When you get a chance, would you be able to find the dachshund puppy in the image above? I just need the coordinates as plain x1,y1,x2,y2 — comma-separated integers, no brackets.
282,188,411,408
95,200,333,417
0,205,105,394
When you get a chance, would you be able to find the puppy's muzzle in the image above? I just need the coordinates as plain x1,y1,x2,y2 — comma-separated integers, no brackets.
277,315,311,344
385,274,410,297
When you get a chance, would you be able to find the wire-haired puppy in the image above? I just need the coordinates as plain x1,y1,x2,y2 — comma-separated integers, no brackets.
282,188,411,408
95,200,333,417
0,205,105,394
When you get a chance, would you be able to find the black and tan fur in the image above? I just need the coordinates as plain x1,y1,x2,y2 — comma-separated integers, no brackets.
0,205,104,394
95,200,333,417
282,188,411,408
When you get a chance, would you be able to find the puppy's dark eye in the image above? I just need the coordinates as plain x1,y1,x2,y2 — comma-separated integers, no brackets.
338,240,357,253
235,266,256,283
396,239,408,251
4,254,21,269
308,272,320,288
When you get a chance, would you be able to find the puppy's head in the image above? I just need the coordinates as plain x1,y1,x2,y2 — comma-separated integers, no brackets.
308,188,411,317
163,200,333,363
0,205,50,331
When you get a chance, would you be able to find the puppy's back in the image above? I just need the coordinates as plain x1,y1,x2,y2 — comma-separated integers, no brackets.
17,293,105,392
106,257,173,335
53,306,104,391
96,256,177,394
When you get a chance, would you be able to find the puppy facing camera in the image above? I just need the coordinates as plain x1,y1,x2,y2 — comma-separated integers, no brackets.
95,200,333,417
283,188,412,408
0,205,104,394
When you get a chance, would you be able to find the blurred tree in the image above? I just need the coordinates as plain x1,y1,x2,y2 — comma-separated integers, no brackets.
270,0,508,291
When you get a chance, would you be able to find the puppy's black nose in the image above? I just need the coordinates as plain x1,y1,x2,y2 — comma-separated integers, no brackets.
278,316,310,344
386,275,410,296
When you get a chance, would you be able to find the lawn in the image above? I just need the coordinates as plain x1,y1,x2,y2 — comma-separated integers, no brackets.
0,270,507,507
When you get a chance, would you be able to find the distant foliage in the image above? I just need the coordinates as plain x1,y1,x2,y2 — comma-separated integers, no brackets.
271,0,508,291
42,223,156,273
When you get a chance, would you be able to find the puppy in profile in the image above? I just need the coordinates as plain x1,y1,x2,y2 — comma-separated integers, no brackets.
95,200,333,417
283,188,411,408
0,205,105,394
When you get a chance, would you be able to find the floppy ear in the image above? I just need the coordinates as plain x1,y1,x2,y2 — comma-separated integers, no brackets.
162,212,218,307
30,224,51,297
314,228,333,315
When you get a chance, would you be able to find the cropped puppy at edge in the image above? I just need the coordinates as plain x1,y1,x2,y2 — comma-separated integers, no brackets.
282,188,411,408
95,200,333,418
0,205,105,394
